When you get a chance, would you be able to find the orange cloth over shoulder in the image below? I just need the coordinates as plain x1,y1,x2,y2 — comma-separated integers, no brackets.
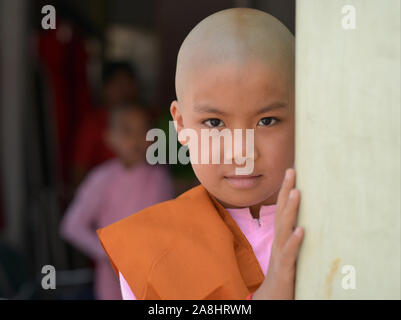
96,184,265,300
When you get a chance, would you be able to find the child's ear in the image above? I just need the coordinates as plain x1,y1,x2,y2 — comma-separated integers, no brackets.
170,100,186,145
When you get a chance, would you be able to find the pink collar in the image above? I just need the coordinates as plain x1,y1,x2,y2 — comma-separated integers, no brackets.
226,204,276,216
225,204,276,227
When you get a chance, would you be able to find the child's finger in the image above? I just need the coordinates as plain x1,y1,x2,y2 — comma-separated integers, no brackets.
275,168,295,228
278,188,300,241
283,226,304,264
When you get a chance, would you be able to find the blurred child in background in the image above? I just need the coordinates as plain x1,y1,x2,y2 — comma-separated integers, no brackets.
60,103,174,300
72,61,139,187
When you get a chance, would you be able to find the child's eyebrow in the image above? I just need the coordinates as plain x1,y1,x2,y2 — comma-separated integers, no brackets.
255,102,287,115
193,102,287,116
193,104,227,116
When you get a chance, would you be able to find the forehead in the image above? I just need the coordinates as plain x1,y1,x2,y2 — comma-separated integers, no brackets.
182,59,292,114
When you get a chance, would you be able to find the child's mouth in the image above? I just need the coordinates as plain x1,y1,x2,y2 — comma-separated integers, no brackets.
224,174,262,189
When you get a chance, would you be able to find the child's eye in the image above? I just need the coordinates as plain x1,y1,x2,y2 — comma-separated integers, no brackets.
203,118,224,128
257,117,279,127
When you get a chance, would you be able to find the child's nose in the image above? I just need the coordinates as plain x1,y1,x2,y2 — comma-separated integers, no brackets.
223,129,259,164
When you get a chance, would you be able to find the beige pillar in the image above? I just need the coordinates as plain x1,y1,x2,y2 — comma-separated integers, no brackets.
295,0,400,299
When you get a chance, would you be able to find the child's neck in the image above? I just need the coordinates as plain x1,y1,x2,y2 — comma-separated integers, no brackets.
215,191,279,220
216,199,274,220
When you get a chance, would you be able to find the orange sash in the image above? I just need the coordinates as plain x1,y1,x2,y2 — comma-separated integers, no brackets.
96,184,265,299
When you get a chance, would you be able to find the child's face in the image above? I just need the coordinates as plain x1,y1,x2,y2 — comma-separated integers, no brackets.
104,71,137,107
105,109,150,167
171,59,294,207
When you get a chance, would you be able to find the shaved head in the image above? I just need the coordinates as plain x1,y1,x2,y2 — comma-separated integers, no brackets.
175,8,295,105
170,8,296,209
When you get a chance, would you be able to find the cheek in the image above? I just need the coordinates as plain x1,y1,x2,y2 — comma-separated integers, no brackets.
187,128,228,165
191,163,209,183
191,163,223,189
120,135,135,149
257,126,294,162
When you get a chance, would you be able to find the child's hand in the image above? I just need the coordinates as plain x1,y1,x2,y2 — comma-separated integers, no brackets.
252,168,304,300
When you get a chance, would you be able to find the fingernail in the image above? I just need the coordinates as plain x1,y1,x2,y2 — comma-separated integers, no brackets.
295,227,302,236
285,169,292,180
289,189,295,199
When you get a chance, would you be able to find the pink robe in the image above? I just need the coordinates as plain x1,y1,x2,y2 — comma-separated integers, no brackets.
60,158,174,300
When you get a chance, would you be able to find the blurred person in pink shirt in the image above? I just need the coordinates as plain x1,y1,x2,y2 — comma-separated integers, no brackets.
60,103,174,300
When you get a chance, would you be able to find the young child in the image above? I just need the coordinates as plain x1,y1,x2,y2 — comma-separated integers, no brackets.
72,61,139,188
97,8,304,300
60,103,174,300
